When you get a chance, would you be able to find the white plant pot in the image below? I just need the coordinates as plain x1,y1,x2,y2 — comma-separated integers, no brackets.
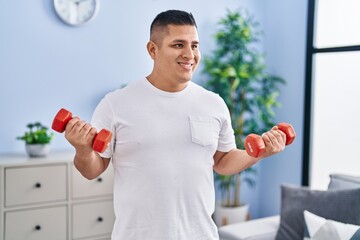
25,144,50,157
213,203,249,227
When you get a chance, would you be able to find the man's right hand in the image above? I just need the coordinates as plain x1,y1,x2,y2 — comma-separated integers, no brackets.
64,117,98,153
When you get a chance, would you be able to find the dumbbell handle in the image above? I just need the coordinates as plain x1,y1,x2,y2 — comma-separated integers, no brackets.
244,122,295,158
52,108,112,153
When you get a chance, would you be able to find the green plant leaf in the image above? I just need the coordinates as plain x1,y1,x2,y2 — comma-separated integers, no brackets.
202,8,286,207
17,122,53,144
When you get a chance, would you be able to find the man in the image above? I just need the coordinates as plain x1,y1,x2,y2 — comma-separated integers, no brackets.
64,10,286,240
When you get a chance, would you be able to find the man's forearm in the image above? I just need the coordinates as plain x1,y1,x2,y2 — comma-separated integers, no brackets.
214,127,288,175
214,149,261,175
74,150,109,180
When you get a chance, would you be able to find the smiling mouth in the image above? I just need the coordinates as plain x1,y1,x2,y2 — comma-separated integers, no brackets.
178,62,193,70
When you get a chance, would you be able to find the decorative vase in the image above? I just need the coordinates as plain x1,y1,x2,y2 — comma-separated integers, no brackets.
25,144,50,157
213,203,249,227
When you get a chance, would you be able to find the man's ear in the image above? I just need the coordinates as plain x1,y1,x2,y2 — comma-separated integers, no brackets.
146,41,158,60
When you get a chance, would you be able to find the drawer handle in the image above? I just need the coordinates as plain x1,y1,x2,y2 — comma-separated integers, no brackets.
34,182,42,188
97,217,103,222
97,177,103,183
35,225,42,231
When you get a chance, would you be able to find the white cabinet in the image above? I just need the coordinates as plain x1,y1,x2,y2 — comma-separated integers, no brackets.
5,165,67,207
0,152,114,240
72,164,113,199
5,206,67,240
72,200,114,239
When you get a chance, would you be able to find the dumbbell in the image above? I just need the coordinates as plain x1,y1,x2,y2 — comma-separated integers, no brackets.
52,108,112,153
244,122,295,158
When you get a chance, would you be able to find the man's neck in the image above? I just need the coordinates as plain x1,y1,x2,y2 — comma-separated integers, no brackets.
146,74,188,93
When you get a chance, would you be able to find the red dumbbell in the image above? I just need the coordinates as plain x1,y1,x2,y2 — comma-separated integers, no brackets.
52,108,112,153
244,122,296,158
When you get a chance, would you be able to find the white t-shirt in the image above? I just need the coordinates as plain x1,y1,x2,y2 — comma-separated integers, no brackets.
91,78,236,240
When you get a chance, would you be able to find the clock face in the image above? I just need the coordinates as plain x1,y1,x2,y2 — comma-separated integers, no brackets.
54,0,99,26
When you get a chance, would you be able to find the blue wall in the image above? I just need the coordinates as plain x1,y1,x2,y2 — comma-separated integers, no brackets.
256,0,308,217
0,0,307,218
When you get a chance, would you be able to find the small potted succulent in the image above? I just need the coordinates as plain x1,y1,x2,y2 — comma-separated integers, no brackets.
17,122,54,157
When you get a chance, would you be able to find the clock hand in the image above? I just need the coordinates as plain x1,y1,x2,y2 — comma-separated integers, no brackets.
75,2,80,23
69,1,78,23
72,0,88,4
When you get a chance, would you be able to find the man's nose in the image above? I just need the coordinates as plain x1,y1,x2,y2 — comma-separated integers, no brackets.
182,46,195,59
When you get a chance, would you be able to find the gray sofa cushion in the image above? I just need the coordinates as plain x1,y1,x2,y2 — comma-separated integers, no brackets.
275,184,360,240
328,173,360,190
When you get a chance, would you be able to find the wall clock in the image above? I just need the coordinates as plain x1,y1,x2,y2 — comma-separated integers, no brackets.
54,0,100,26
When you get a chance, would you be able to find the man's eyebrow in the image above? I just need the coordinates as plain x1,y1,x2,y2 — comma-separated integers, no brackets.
171,39,200,44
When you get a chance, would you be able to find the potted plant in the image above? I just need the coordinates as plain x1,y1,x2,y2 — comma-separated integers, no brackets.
17,122,54,157
202,9,285,226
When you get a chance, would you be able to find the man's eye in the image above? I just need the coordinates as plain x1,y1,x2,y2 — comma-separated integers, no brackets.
192,45,198,50
174,44,183,48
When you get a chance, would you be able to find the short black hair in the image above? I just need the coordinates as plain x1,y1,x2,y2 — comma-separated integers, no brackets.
150,10,197,36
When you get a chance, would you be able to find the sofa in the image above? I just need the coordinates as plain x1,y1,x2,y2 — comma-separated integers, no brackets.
218,173,360,240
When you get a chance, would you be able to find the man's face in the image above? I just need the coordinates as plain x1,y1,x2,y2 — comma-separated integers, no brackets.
150,24,201,91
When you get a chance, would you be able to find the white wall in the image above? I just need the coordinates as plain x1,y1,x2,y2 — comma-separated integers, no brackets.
258,0,308,217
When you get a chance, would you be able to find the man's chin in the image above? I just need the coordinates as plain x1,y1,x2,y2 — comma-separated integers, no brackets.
180,74,193,83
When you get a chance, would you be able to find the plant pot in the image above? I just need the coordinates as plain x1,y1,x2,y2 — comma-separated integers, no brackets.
25,144,50,157
213,203,249,227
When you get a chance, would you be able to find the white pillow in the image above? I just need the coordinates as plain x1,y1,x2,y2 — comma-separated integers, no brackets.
304,210,360,240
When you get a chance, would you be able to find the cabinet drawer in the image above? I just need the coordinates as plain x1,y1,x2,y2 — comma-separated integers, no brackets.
5,205,67,240
5,164,67,207
72,164,113,199
72,200,114,239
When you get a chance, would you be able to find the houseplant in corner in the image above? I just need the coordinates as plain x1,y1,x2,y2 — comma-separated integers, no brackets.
17,122,54,157
203,9,285,226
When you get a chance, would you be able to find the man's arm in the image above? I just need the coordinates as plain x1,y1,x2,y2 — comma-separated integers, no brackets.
213,149,258,175
65,117,111,180
74,150,110,180
213,126,286,175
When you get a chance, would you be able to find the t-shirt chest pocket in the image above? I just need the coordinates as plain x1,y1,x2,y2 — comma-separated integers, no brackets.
189,116,214,147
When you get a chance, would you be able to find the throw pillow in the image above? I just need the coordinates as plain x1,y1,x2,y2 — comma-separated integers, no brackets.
275,184,360,240
304,210,360,240
328,174,360,190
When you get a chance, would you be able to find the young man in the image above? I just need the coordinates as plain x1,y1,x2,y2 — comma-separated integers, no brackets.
64,10,286,240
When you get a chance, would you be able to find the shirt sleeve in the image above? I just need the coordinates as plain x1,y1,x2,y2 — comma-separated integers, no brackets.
91,95,115,159
216,97,237,152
